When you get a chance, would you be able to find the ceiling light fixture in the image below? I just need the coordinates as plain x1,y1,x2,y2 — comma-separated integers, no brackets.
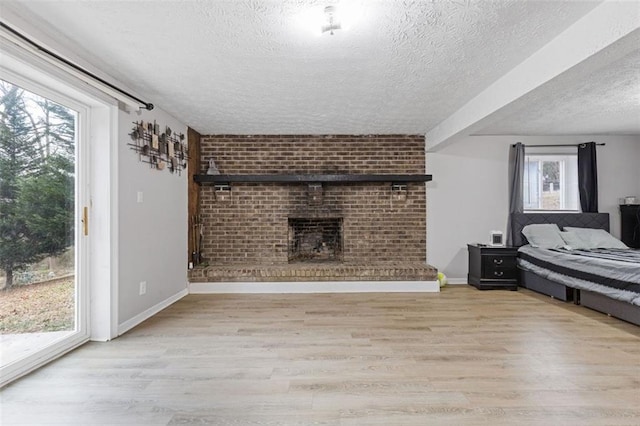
321,5,341,35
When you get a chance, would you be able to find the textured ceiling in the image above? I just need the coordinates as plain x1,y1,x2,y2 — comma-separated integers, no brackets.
5,0,626,136
476,46,640,136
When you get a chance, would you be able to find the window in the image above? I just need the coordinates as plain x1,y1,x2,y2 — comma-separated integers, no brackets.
523,153,579,211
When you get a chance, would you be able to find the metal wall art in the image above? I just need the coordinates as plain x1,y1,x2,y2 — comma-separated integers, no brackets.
128,120,188,174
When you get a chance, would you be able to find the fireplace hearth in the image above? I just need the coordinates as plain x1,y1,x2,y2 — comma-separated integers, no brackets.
288,218,343,263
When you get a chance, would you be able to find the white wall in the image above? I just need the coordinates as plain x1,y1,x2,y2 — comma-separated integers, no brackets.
117,108,188,327
426,135,640,282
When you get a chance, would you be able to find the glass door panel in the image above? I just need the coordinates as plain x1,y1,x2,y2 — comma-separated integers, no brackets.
0,78,84,378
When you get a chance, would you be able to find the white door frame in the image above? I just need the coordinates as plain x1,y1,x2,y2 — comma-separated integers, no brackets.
0,51,119,386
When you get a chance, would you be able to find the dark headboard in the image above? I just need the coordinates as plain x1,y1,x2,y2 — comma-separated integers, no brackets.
511,213,610,247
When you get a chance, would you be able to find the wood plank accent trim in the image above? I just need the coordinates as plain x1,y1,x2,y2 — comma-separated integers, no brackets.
187,127,201,265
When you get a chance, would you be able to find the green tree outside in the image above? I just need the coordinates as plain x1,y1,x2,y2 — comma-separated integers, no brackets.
0,80,75,289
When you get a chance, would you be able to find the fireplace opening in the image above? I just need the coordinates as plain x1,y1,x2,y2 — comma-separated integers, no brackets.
288,218,343,263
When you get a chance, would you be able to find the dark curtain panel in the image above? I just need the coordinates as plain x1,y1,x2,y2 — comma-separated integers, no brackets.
506,142,525,246
578,142,598,213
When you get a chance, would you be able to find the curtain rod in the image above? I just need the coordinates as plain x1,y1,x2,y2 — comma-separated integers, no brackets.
0,21,154,111
511,142,606,147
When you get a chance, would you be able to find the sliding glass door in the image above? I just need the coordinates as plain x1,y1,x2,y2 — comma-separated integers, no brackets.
0,76,89,385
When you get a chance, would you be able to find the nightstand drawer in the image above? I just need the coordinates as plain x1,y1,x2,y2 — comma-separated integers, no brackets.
485,265,517,279
484,255,516,278
484,255,516,267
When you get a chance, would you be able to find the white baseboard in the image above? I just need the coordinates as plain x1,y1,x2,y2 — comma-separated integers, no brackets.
444,278,468,285
189,280,440,294
117,288,188,336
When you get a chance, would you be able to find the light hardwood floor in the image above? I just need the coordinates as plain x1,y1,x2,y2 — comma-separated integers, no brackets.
1,286,639,425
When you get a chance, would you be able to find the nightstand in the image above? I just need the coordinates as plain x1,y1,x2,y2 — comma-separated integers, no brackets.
467,244,518,290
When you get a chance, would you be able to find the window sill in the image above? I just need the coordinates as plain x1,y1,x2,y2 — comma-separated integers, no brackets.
523,210,581,213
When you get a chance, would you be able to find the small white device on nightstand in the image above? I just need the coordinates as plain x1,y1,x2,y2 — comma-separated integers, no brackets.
489,230,504,246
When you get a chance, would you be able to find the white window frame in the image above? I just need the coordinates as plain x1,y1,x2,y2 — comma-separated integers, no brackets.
523,149,580,213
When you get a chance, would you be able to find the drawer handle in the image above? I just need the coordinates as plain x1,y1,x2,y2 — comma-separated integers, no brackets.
494,271,504,277
493,259,503,265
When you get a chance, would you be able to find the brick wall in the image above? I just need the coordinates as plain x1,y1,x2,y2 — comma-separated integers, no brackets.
198,135,426,265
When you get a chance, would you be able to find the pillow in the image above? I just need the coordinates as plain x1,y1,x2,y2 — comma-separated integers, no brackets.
521,224,566,249
563,227,628,249
559,231,590,250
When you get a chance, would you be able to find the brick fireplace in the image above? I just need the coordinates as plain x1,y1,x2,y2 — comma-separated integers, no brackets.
188,135,436,284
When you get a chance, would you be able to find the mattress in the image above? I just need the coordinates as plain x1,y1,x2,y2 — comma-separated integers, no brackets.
518,246,640,306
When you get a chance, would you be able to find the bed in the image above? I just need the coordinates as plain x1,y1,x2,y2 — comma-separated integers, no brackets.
511,212,640,326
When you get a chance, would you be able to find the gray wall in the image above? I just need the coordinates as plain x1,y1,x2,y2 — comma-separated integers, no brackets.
117,108,188,325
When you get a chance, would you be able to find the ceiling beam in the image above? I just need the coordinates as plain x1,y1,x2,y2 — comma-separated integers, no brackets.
425,0,640,152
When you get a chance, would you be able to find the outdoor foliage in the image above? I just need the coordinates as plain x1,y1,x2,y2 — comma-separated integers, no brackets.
0,278,74,333
0,80,75,289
